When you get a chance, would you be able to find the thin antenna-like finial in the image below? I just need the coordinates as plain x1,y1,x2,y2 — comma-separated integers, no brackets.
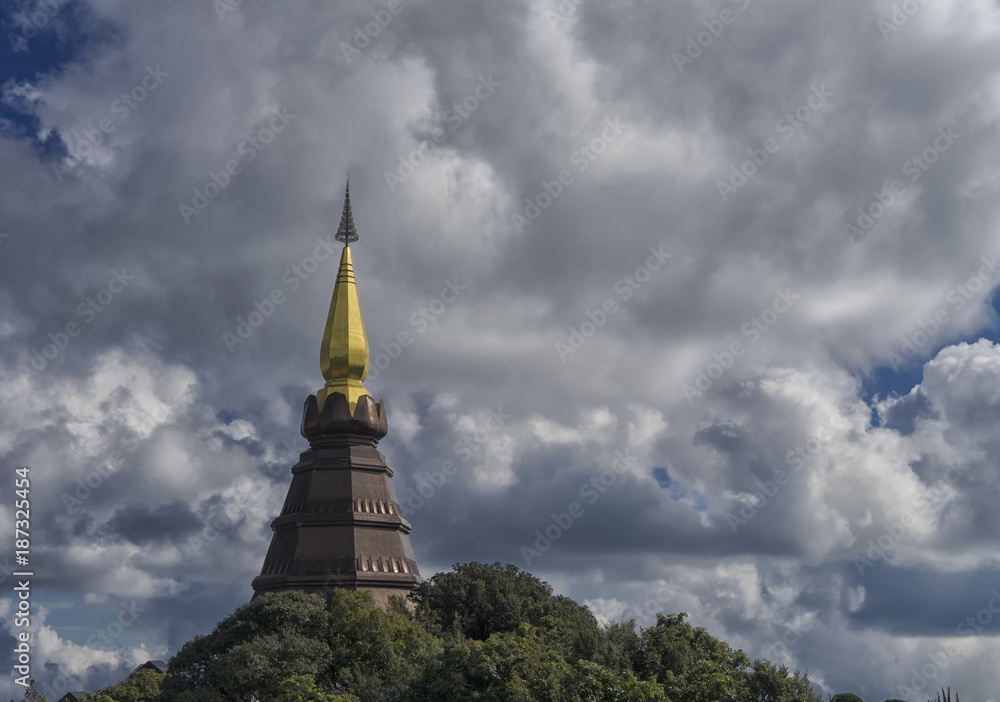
335,180,359,245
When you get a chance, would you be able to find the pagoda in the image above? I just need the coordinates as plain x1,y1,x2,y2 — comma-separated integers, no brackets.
251,182,421,607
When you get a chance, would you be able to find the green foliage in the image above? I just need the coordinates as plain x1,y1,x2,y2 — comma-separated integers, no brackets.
277,674,358,701
64,563,835,702
635,612,748,701
595,620,643,674
566,660,669,701
410,562,603,661
386,595,411,619
743,659,822,702
538,594,604,662
411,562,557,639
419,624,575,701
416,625,666,702
91,667,163,702
160,590,335,701
326,589,441,701
831,695,864,702
630,613,824,702
159,589,438,702
932,689,959,702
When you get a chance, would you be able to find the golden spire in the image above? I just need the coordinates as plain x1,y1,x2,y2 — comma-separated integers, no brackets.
317,181,370,414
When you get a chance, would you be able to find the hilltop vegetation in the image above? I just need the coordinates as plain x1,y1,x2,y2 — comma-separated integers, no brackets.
17,562,938,701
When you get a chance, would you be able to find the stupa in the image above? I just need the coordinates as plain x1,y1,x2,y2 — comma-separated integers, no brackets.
251,182,421,607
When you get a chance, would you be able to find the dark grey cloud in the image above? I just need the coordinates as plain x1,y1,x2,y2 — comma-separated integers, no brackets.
846,565,1000,636
101,501,202,546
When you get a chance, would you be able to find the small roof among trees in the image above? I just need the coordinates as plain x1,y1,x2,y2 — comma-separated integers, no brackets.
131,659,168,674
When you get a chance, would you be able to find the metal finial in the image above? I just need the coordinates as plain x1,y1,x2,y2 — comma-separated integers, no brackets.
335,180,359,245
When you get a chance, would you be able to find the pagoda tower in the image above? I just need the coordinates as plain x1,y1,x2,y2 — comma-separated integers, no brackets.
252,182,421,607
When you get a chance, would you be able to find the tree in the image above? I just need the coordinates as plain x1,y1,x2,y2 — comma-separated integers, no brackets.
632,612,753,702
417,624,575,701
537,594,604,662
411,562,557,640
325,589,441,701
277,674,358,702
410,562,603,660
92,667,163,702
76,563,857,701
742,659,822,702
566,660,668,701
595,620,643,674
160,590,334,701
417,625,667,702
637,614,746,679
831,695,863,702
160,589,439,702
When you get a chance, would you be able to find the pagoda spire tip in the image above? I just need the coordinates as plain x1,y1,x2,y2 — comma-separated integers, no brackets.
335,180,358,245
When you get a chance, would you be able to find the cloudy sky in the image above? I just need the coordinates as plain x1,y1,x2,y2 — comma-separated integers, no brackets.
2,0,1000,698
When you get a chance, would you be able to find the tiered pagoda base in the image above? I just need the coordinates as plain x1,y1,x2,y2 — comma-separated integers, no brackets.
252,392,421,607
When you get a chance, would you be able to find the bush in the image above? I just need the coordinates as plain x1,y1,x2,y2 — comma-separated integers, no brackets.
160,589,439,702
63,563,838,702
161,590,333,701
91,668,163,702
410,561,602,660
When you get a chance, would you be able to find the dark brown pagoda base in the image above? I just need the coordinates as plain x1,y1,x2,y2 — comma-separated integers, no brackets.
252,393,421,607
